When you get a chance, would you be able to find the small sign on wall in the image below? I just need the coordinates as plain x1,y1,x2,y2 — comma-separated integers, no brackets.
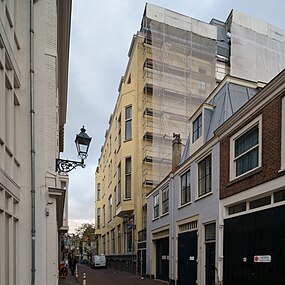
254,255,271,263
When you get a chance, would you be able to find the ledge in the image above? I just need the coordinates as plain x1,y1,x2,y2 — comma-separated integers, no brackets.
227,167,263,186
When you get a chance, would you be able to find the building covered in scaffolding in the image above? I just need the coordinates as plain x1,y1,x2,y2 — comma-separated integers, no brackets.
94,3,285,276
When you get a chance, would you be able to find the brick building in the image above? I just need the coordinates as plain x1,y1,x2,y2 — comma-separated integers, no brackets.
217,68,285,284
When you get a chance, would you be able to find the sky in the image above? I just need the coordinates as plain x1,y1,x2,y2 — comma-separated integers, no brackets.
64,0,285,233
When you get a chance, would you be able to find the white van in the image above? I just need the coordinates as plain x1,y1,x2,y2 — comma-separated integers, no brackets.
91,254,106,268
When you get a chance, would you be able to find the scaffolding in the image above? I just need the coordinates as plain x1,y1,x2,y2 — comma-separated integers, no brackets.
141,5,217,190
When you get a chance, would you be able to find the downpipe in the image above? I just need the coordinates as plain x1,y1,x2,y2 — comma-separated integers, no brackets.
29,0,36,284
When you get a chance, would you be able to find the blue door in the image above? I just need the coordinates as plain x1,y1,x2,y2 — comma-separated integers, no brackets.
178,231,198,285
156,237,169,281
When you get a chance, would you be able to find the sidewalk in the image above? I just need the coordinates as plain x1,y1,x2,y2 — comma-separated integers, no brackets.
58,274,79,285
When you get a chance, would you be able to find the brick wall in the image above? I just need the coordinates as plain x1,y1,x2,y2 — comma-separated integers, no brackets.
220,94,285,199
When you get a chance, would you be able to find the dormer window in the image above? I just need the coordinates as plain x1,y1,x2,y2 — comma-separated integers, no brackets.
193,114,202,142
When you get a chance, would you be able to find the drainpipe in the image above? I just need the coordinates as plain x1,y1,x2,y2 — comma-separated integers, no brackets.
29,0,36,284
170,173,174,282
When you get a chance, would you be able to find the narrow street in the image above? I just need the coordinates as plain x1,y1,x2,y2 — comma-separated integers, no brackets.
59,264,167,285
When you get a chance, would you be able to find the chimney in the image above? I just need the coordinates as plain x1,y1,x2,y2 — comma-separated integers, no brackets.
172,133,182,171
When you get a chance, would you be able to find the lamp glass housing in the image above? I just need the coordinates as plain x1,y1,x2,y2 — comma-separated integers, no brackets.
75,126,92,160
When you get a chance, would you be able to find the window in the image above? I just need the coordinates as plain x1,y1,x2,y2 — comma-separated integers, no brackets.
125,106,132,140
103,205,106,226
97,208,101,229
249,196,271,210
109,135,112,155
127,224,133,253
231,118,261,178
117,163,121,204
111,229,115,254
153,193,160,218
114,188,117,212
181,170,191,205
102,235,106,254
108,161,112,185
124,221,128,253
198,155,212,197
109,195,112,221
97,183,101,201
117,225,121,253
118,115,121,148
107,232,110,254
274,189,285,203
162,187,169,214
125,157,131,199
228,202,246,215
193,114,202,142
205,223,216,241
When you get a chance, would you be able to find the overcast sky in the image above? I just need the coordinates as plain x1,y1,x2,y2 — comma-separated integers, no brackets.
64,0,285,232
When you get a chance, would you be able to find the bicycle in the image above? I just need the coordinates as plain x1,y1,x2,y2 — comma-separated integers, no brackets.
59,261,68,279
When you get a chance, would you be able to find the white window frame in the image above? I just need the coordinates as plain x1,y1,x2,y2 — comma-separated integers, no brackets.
162,186,169,214
180,169,191,205
153,193,160,219
125,106,132,141
230,115,262,181
197,154,212,198
192,113,202,143
125,157,131,199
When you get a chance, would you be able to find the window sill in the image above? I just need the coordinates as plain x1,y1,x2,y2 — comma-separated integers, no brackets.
228,167,263,186
195,191,212,202
152,216,159,222
161,212,169,218
178,201,191,210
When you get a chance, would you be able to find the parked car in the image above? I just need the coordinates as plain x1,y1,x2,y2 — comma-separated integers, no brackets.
91,254,106,269
80,259,90,266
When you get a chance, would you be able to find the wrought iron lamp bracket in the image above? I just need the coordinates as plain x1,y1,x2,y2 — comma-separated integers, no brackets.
56,158,85,173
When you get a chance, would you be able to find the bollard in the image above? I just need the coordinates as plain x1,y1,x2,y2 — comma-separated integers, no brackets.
75,265,78,278
83,272,86,285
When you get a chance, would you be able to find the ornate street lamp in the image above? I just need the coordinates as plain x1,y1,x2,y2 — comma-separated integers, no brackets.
56,126,92,173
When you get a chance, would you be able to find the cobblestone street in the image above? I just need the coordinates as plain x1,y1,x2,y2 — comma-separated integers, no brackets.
59,265,167,285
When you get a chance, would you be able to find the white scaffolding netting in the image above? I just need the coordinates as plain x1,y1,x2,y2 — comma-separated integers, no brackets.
141,9,217,186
